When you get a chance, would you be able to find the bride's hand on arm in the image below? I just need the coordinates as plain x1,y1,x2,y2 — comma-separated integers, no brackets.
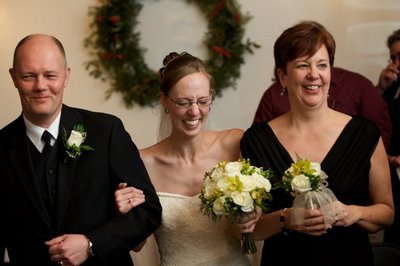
115,182,145,215
114,183,147,253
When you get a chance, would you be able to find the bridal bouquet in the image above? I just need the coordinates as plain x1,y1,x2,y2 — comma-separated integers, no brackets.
199,159,273,254
282,157,343,228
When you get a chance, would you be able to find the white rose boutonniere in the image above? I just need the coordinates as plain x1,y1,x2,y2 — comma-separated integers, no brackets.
63,124,94,158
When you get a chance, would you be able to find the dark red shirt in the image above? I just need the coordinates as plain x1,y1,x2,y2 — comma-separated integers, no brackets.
253,67,392,150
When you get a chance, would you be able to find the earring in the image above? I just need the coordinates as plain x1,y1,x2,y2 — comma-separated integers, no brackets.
280,86,287,96
164,108,169,114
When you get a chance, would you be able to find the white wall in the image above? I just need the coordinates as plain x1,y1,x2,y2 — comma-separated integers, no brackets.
0,0,399,148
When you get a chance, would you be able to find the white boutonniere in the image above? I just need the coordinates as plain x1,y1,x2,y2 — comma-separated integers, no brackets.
63,124,94,158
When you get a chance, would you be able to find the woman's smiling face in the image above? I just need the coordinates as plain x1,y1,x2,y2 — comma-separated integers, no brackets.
163,71,213,138
280,45,331,109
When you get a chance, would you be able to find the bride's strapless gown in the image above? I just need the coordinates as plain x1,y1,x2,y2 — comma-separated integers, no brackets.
154,192,252,266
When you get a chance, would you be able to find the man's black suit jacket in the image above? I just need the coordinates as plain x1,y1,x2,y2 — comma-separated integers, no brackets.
0,105,162,265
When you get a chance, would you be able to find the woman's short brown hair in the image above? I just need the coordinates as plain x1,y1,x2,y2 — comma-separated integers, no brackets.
274,20,336,75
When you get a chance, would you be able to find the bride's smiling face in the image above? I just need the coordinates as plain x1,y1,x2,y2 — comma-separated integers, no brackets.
279,45,331,109
162,71,213,138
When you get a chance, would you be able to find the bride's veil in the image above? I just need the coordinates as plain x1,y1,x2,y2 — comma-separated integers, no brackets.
157,104,172,142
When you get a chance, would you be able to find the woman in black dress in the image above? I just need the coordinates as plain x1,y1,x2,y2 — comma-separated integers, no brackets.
240,21,394,266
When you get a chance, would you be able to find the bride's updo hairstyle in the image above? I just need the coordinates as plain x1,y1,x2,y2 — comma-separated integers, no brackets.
159,52,216,97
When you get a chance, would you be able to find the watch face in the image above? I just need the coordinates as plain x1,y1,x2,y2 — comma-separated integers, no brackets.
88,246,95,257
87,239,95,256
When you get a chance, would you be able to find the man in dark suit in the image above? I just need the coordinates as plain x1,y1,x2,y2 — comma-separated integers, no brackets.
0,34,162,265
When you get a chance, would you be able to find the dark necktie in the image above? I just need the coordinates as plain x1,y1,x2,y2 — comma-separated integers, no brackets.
41,130,53,158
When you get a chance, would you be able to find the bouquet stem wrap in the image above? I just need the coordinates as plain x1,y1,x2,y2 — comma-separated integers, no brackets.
241,233,256,254
291,186,340,226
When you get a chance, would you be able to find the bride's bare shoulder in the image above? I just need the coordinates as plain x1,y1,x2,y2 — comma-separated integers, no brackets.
205,128,243,154
139,142,165,163
213,128,244,141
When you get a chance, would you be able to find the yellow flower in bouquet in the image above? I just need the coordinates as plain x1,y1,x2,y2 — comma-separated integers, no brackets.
199,158,273,254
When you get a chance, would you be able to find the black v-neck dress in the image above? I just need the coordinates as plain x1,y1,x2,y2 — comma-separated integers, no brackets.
241,116,380,266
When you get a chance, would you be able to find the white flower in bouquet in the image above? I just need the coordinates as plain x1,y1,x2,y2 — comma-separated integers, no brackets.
213,196,227,215
231,191,254,212
291,174,312,193
199,159,273,254
224,161,243,175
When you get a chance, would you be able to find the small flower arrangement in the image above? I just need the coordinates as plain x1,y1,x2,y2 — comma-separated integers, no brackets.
199,158,273,254
282,158,327,197
62,124,94,158
282,157,342,227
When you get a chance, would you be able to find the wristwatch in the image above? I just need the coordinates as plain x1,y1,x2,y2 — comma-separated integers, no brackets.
87,238,95,257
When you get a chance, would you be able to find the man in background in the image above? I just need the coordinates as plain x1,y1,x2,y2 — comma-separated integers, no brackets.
376,29,400,247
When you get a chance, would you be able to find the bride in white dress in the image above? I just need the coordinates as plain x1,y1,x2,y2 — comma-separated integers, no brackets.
115,52,258,265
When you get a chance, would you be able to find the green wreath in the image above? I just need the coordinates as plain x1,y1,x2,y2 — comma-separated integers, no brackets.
84,0,259,107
